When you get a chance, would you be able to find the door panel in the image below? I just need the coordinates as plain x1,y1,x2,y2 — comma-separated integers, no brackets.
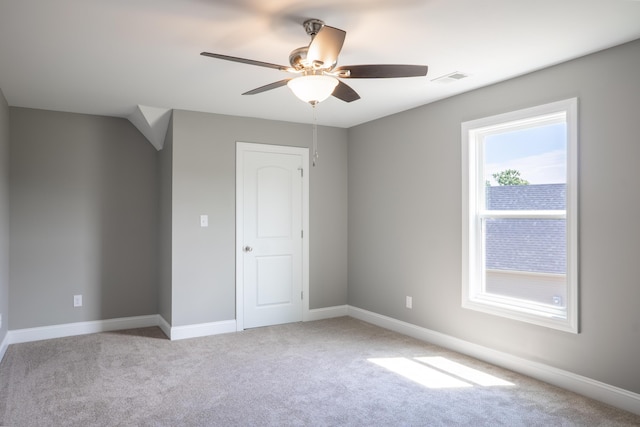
257,166,292,238
256,255,293,306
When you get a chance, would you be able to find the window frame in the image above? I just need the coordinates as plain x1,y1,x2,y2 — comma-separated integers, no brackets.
461,98,579,333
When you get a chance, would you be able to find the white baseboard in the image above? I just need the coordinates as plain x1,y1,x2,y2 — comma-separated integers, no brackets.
306,305,348,321
7,315,161,345
169,319,237,341
0,330,9,363
157,315,172,339
3,315,236,346
347,306,640,416
0,305,345,350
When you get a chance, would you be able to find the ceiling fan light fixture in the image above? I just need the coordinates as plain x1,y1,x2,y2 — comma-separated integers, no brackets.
287,74,339,105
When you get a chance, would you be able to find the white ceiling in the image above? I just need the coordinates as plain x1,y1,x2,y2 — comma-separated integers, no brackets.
1,0,639,129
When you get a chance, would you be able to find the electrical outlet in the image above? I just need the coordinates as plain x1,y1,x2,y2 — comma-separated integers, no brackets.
406,296,413,309
73,294,83,307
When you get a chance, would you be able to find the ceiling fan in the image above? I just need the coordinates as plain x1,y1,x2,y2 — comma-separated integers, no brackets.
201,19,428,105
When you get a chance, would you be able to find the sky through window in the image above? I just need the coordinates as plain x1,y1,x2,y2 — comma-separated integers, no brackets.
484,123,566,185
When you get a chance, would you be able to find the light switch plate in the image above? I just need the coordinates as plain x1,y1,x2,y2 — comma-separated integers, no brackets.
200,215,208,227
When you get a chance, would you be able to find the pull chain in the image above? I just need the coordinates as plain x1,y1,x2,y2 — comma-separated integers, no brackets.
312,104,319,167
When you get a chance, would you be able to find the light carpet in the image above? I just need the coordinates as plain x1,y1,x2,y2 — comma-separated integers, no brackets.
0,317,638,426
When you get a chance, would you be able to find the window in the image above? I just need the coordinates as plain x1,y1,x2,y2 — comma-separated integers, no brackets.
461,98,578,332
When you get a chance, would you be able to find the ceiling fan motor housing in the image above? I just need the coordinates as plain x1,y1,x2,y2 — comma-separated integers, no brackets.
290,19,334,70
289,46,310,70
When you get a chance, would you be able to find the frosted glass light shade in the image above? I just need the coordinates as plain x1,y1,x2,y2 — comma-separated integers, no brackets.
287,75,339,104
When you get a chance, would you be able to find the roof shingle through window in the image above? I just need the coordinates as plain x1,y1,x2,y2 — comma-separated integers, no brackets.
485,184,566,274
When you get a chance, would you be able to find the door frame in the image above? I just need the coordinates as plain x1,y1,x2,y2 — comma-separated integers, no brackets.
235,142,310,331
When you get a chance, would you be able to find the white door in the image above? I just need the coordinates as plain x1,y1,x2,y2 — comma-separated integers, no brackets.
236,143,309,330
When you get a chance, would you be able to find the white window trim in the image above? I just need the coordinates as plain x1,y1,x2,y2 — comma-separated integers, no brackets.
461,98,579,333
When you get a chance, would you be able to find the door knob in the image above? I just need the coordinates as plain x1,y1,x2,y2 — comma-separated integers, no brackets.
243,246,253,253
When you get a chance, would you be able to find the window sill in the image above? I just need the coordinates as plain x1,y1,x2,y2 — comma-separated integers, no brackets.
462,296,578,333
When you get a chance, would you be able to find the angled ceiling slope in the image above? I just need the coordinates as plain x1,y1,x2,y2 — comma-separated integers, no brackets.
127,106,172,151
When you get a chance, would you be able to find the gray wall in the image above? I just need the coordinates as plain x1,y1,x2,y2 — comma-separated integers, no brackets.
158,114,173,324
0,89,9,342
170,110,348,327
9,108,159,329
348,39,640,394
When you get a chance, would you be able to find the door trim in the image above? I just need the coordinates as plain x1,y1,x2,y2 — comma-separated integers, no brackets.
236,142,309,331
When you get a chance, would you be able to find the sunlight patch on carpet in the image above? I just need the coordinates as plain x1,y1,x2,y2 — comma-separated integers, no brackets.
415,357,515,387
369,356,514,389
369,357,472,389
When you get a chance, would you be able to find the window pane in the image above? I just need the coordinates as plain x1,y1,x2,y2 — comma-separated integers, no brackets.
483,122,566,211
484,218,566,307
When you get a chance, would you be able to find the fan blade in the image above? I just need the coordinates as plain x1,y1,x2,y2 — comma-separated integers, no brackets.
332,81,360,103
200,52,289,71
307,26,346,68
242,79,291,95
335,64,428,78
